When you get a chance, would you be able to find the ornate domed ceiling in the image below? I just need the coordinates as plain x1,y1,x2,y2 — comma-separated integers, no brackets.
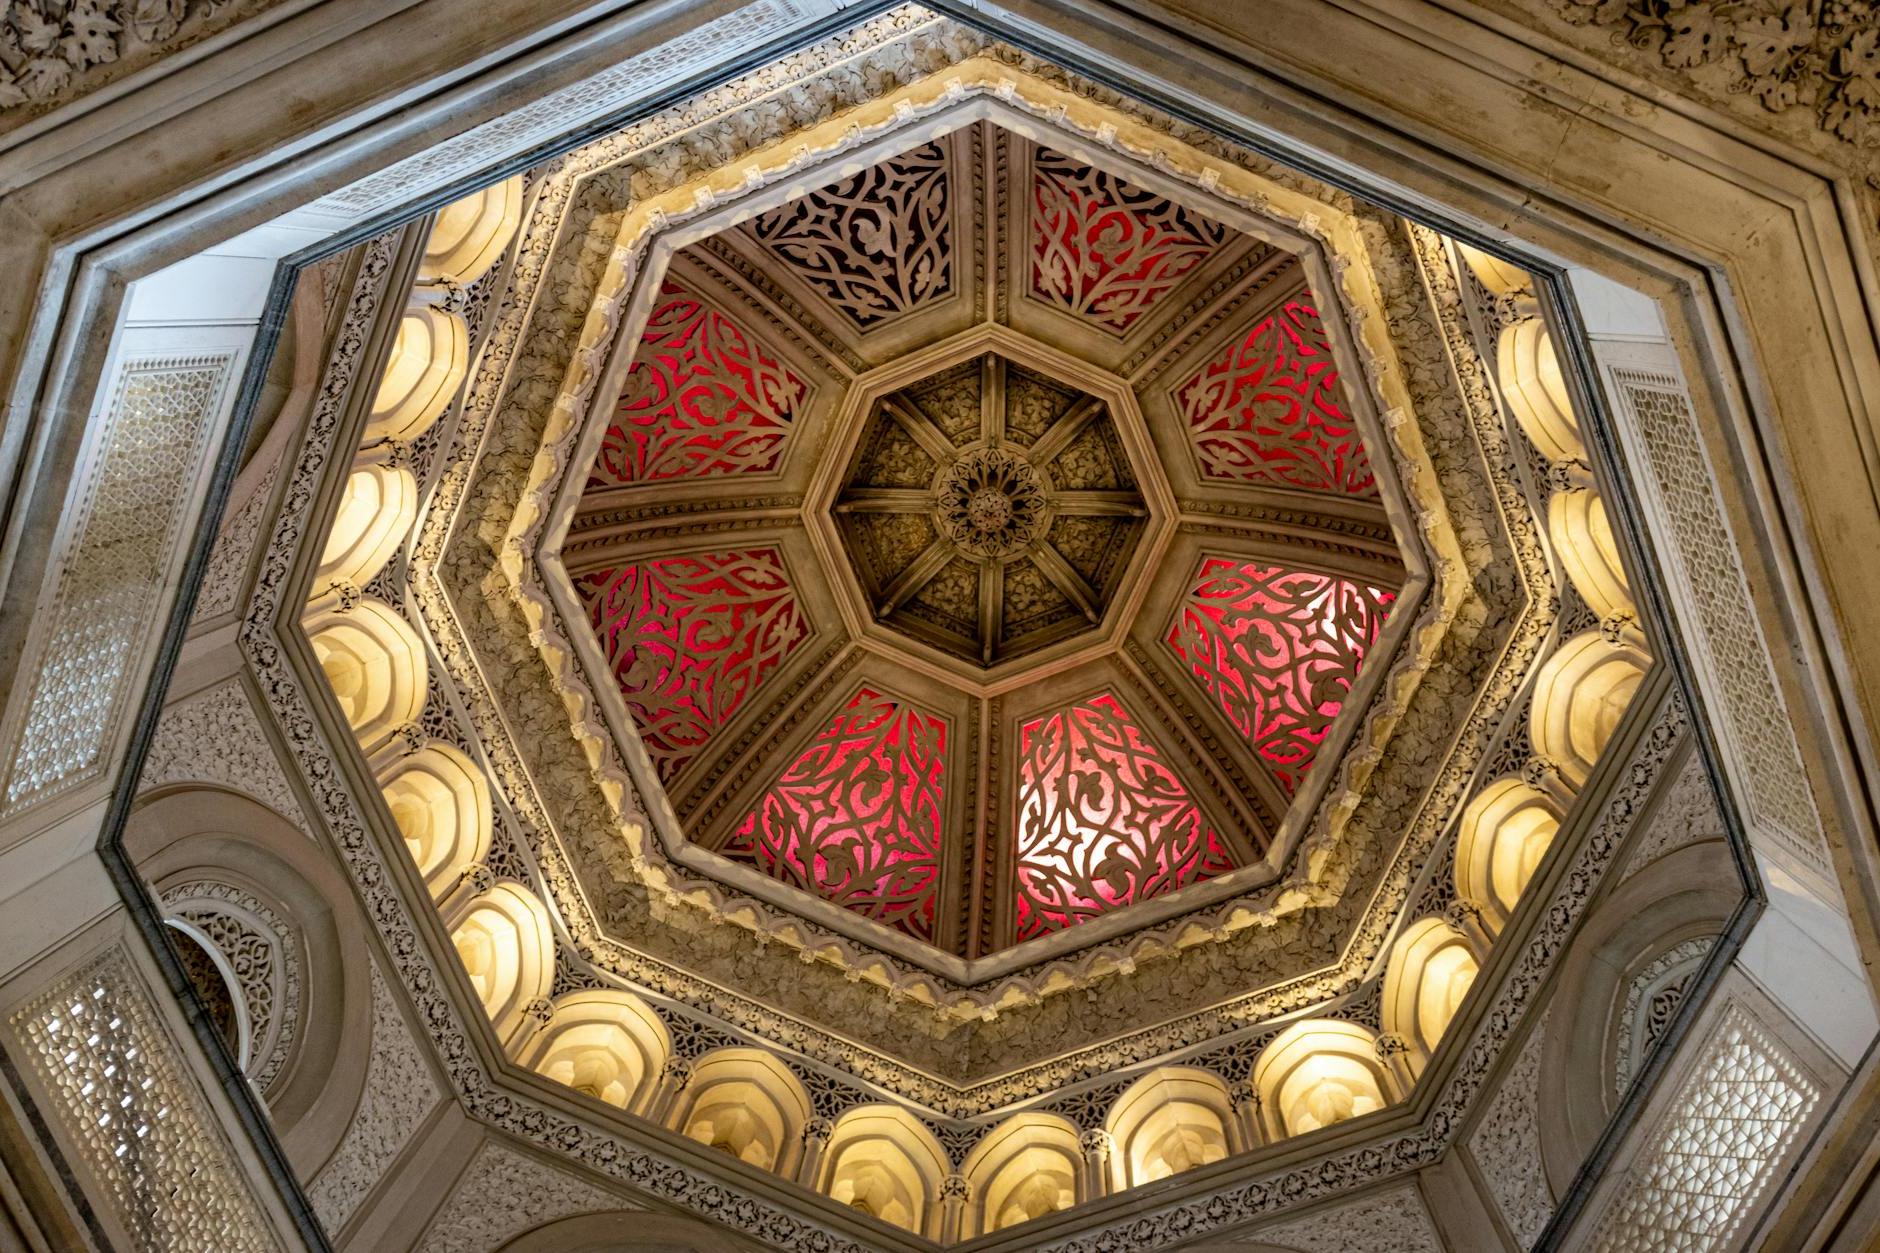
550,122,1409,963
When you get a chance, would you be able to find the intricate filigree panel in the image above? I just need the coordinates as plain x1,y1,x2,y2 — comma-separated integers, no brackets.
1591,1004,1819,1253
724,688,948,941
1012,691,1235,940
1164,558,1394,794
590,282,806,485
748,140,952,327
1029,147,1230,333
577,548,808,782
1178,299,1376,495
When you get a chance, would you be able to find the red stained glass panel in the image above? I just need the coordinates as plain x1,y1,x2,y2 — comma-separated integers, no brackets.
590,281,807,486
723,688,948,942
1012,691,1235,941
577,548,808,783
1177,299,1376,495
1030,148,1230,334
1165,558,1394,794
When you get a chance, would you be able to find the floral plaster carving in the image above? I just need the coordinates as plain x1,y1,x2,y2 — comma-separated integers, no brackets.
1619,747,1725,880
1238,1182,1443,1251
305,964,441,1233
193,464,277,623
417,1142,631,1253
0,0,268,124
159,879,302,1095
1468,1009,1554,1248
140,677,312,835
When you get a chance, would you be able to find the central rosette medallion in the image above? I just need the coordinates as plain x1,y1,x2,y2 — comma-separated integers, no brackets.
833,349,1148,666
936,448,1046,558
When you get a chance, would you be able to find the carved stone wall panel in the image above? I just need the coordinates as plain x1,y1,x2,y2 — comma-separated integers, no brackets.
1467,1008,1553,1248
416,1142,632,1253
1608,367,1830,885
1235,1182,1443,1252
159,880,302,1094
305,964,441,1234
1587,1000,1820,1253
193,464,278,624
139,678,312,835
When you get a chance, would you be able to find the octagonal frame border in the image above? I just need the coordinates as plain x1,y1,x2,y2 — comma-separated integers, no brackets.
517,90,1448,990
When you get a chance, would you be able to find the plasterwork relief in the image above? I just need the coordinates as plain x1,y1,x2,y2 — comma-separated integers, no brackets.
139,677,312,835
416,1142,632,1253
1238,1182,1443,1252
0,0,281,129
192,464,277,623
389,23,1561,1104
232,11,1718,1248
305,964,441,1233
246,232,881,1253
1467,1009,1554,1248
1619,747,1724,881
159,879,303,1093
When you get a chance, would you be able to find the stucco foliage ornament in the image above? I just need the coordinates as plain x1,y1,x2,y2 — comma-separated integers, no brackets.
1555,0,1880,142
0,0,230,107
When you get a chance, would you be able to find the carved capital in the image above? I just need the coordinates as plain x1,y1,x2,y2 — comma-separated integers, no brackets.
1078,1128,1114,1160
939,1173,972,1201
523,997,555,1026
803,1117,835,1146
462,864,496,897
1374,1031,1411,1062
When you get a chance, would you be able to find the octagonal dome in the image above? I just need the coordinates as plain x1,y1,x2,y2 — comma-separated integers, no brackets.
547,118,1416,968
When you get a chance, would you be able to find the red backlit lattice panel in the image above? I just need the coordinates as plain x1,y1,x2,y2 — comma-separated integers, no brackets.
590,282,806,486
1030,148,1230,334
723,689,948,942
1177,299,1376,495
1165,558,1394,794
1012,692,1235,941
577,548,808,783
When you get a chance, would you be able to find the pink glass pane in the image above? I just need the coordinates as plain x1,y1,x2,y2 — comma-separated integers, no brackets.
590,281,807,486
724,688,948,942
1165,558,1394,794
577,548,807,783
1177,299,1376,495
1012,691,1235,941
1030,148,1230,334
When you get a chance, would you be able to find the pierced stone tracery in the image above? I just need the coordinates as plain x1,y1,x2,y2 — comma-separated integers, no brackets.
1165,558,1394,794
723,688,950,942
1012,691,1237,940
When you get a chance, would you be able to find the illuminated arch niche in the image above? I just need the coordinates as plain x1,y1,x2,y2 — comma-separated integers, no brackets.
306,598,428,754
1252,1019,1395,1138
378,742,492,895
421,175,525,285
1104,1067,1237,1190
1531,631,1650,787
675,1048,810,1175
522,990,670,1113
820,1106,950,1236
961,1113,1082,1236
446,880,554,1043
1382,916,1481,1073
